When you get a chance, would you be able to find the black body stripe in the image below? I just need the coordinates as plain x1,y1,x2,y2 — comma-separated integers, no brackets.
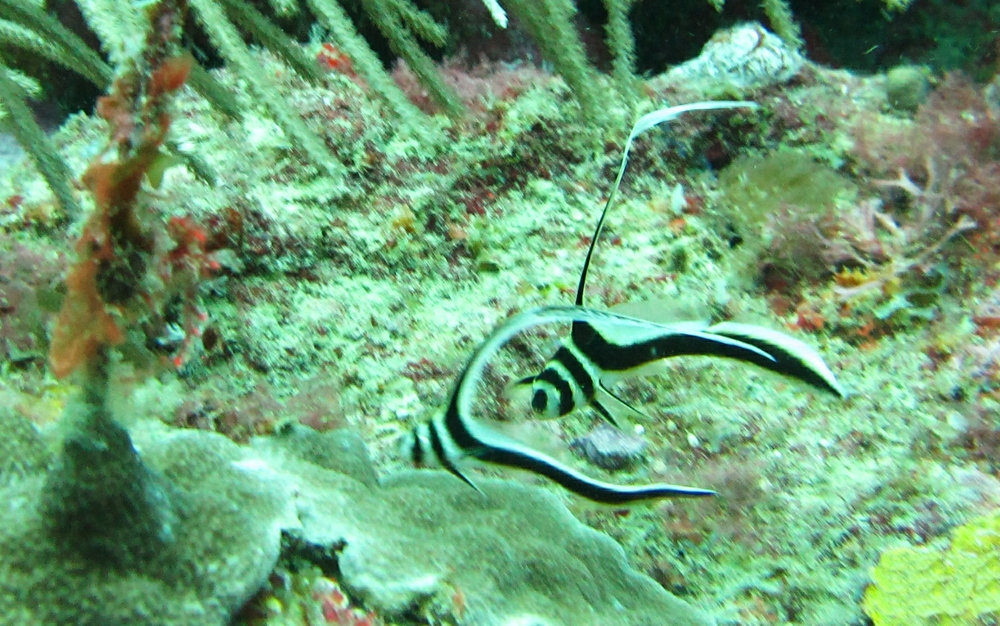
443,391,479,452
590,399,617,425
574,322,762,373
552,345,595,398
708,329,842,396
410,430,423,466
475,444,714,505
429,416,478,491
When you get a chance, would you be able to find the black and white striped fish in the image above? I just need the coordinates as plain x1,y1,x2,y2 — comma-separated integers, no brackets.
521,314,844,425
406,305,720,504
405,103,844,504
514,101,845,425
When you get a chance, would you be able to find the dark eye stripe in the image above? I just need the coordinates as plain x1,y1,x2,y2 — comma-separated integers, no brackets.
536,366,575,416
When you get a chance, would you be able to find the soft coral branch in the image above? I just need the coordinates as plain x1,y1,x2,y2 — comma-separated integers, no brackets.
48,0,197,378
49,258,125,378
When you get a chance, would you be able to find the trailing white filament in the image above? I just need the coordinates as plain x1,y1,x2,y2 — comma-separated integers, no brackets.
481,0,508,29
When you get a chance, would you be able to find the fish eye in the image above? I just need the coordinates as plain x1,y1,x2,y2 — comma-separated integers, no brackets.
531,389,548,413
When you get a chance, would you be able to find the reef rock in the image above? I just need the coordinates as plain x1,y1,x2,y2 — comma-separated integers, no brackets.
0,408,713,626
659,22,804,94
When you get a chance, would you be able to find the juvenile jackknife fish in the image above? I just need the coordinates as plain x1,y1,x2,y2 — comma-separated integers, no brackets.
407,305,719,504
514,101,843,425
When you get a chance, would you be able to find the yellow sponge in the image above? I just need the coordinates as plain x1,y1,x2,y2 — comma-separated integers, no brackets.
863,511,1000,625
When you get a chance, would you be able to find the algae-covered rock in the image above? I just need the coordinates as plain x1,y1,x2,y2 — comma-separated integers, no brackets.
42,398,177,570
258,425,714,625
715,147,859,283
660,23,804,96
259,422,379,487
0,417,296,625
716,148,858,238
0,414,713,626
339,472,708,626
885,65,930,113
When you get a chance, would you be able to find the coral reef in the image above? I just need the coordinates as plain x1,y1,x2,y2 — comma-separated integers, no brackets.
0,407,714,625
1,0,999,623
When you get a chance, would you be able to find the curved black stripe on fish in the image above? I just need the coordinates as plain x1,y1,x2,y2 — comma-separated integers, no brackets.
575,321,775,374
474,437,715,505
427,305,715,503
705,322,845,397
536,364,576,416
552,345,595,399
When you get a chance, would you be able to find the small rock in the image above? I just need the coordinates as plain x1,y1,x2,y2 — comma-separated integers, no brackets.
663,22,805,92
570,423,647,471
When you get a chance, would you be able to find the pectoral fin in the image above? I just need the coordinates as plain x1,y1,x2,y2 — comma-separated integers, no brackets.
593,384,650,428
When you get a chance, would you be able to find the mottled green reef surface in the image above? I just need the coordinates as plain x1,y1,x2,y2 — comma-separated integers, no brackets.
1,2,999,625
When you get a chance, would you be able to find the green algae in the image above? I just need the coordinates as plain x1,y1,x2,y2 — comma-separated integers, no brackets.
715,148,858,241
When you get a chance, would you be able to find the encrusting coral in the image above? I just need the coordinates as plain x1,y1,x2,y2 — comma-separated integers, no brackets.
863,511,1000,625
0,407,717,625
